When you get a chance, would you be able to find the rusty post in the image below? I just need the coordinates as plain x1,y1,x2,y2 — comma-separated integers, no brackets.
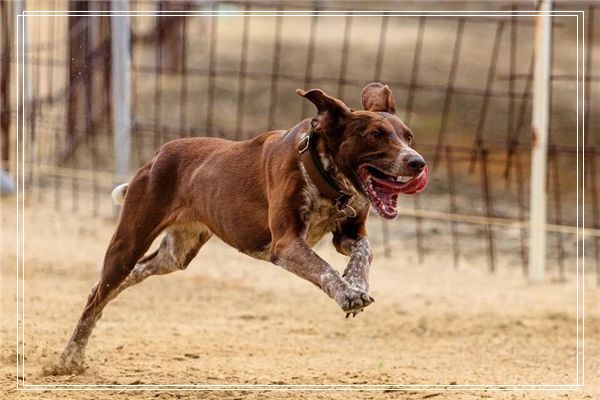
374,13,390,257
481,148,496,272
405,15,427,264
65,1,88,162
515,151,529,275
469,21,504,172
178,14,188,138
153,2,163,147
505,8,517,176
446,146,460,269
1,0,11,173
433,17,465,167
584,6,599,285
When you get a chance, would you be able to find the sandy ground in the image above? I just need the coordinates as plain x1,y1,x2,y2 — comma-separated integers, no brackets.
1,195,598,400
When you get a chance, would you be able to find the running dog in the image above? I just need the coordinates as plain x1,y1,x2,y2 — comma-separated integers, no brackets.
57,82,429,373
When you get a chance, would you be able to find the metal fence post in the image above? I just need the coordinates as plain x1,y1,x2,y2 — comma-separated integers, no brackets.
111,1,131,190
529,0,553,282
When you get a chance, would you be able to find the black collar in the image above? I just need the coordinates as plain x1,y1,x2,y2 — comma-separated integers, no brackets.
297,132,354,215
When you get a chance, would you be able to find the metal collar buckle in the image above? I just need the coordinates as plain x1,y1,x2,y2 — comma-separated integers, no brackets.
298,135,310,154
335,195,357,218
339,204,357,218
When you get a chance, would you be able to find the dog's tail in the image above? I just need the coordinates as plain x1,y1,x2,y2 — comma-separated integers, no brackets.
111,183,129,205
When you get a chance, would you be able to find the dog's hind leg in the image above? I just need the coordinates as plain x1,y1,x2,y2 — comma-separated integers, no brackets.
56,184,165,372
112,223,211,296
55,164,177,374
56,221,210,374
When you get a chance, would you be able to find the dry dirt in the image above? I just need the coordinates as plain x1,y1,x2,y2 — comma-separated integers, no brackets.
1,195,598,400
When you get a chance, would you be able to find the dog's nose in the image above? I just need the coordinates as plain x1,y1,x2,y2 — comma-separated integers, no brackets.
406,155,426,173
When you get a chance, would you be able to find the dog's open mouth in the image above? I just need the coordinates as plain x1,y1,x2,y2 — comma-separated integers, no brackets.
357,164,429,219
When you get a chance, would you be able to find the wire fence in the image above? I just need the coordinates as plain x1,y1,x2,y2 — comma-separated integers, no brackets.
2,0,598,282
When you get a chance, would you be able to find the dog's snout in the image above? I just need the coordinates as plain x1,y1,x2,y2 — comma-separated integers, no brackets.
406,155,426,173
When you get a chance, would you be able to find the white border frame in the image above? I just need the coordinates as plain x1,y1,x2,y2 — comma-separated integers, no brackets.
14,8,586,392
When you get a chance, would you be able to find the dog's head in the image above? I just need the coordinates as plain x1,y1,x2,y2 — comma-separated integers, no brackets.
297,83,428,219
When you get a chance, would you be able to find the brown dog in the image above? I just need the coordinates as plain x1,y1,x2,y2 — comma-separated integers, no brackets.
57,83,428,373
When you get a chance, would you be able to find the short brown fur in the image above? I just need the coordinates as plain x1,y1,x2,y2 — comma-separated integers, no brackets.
56,83,426,374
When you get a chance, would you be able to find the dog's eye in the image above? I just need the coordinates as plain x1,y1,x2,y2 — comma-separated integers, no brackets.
406,132,414,144
367,131,383,142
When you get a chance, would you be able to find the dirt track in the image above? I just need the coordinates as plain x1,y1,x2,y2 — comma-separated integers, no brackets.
1,196,598,400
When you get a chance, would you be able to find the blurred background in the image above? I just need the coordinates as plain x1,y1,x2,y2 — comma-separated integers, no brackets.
1,0,597,283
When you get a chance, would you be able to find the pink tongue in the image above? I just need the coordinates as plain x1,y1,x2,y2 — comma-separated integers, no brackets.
399,165,429,195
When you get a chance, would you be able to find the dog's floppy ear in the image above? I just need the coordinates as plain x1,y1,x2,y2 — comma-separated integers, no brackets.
360,82,396,114
296,88,351,134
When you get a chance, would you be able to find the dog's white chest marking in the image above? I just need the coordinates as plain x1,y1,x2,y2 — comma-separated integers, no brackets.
304,198,347,247
298,153,368,248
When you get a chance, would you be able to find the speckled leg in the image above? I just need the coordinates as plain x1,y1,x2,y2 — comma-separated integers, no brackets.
273,238,374,316
56,224,211,374
114,224,211,293
342,237,373,317
342,237,373,291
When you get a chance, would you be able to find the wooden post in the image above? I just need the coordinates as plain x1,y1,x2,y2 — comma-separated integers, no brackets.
15,0,28,189
111,0,131,185
89,2,112,139
529,0,552,282
64,1,88,161
1,0,12,173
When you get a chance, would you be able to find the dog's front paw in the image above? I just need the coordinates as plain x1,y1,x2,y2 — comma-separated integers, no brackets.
335,286,374,318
